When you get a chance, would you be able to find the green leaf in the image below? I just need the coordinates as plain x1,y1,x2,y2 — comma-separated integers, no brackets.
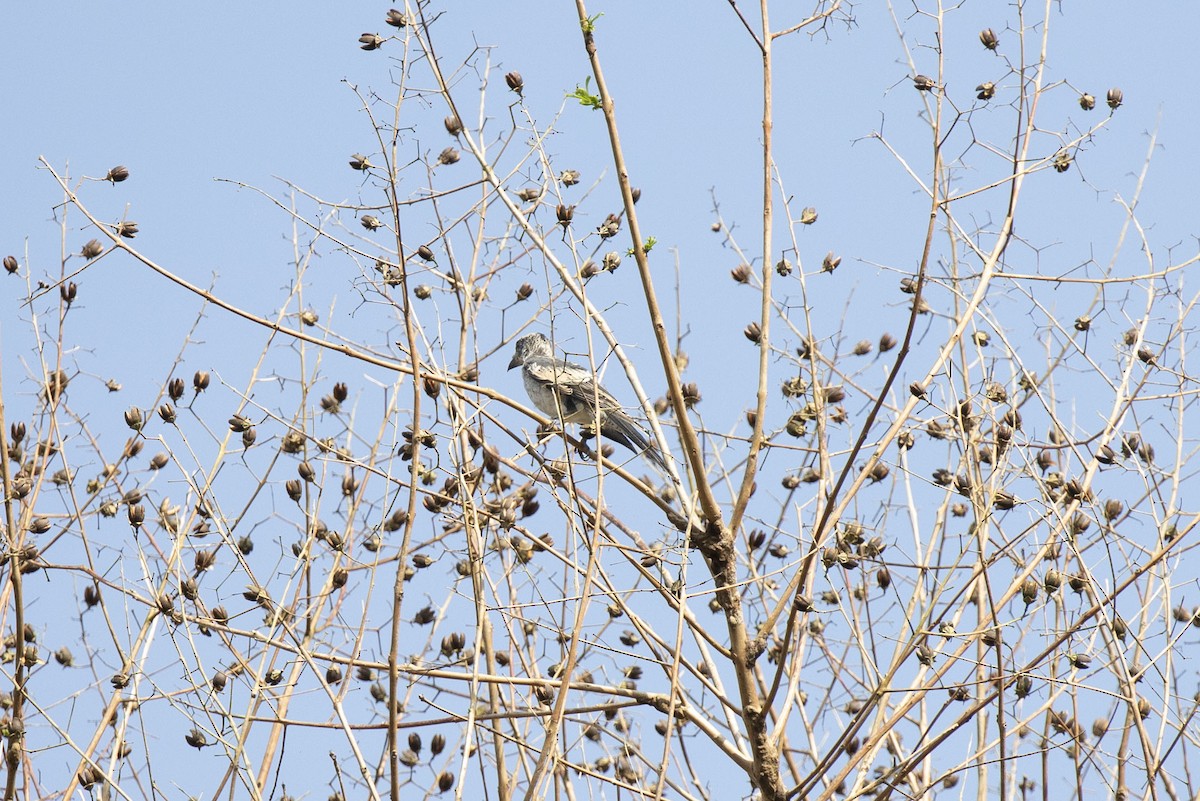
567,76,603,111
625,236,657,257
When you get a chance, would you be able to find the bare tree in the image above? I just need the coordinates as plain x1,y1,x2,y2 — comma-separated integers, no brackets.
2,3,1197,801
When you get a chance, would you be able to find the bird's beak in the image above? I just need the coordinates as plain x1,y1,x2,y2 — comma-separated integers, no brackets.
507,354,521,371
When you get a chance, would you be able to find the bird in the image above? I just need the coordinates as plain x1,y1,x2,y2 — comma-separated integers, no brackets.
508,333,667,470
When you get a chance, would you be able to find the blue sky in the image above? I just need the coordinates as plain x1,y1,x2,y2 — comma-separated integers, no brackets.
4,2,1200,797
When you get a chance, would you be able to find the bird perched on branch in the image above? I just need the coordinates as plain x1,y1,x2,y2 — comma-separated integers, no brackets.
508,333,667,470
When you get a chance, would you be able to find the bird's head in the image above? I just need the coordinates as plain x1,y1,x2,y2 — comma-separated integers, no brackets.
509,333,551,370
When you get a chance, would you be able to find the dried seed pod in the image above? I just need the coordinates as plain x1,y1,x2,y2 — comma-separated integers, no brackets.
194,548,217,572
116,221,139,238
1103,498,1123,521
505,71,524,94
785,413,807,438
2,255,17,275
1137,347,1156,365
1079,93,1095,111
879,332,896,352
1020,576,1039,605
913,74,936,91
976,82,995,101
744,322,762,344
156,403,176,424
909,382,927,399
799,207,818,224
559,169,580,186
81,239,103,258
348,153,371,171
1053,150,1072,173
730,264,751,283
360,215,382,231
822,252,841,273
358,32,383,51
555,204,574,226
437,147,460,165
41,371,69,402
1106,88,1123,110
106,165,130,183
597,214,620,239
775,258,792,276
979,28,999,50
602,251,621,271
193,370,210,393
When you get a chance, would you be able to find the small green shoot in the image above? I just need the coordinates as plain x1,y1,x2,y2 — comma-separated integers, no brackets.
568,77,603,111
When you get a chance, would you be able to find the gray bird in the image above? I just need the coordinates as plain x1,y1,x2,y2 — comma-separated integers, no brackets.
508,333,667,470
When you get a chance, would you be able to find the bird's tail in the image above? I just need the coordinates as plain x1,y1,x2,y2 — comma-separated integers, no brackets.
600,412,669,471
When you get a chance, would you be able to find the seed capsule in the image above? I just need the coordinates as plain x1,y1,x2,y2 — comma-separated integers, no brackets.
913,75,936,91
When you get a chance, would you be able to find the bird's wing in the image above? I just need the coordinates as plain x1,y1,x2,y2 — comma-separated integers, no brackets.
523,354,669,470
523,355,621,412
